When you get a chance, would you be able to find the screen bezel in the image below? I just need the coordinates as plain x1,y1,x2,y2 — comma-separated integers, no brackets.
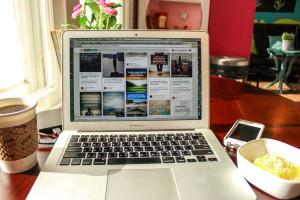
62,30,210,131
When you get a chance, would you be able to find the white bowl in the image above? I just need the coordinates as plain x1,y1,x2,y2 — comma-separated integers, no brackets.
237,139,300,199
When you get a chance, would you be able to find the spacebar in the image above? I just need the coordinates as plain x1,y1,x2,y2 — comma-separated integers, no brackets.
108,158,161,165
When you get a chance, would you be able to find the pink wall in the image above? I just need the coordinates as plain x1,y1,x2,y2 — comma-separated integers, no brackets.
146,0,256,59
159,1,201,30
147,0,160,16
147,0,201,30
208,0,257,60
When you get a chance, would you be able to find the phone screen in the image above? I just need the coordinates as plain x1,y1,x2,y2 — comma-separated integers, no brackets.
229,123,261,142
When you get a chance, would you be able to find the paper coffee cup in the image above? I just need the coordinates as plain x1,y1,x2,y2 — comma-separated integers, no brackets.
0,97,38,173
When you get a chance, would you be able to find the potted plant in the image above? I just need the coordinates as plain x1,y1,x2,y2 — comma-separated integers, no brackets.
62,0,122,29
51,0,122,71
281,32,294,51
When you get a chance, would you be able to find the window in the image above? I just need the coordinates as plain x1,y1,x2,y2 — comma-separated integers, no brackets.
0,0,61,112
0,1,24,90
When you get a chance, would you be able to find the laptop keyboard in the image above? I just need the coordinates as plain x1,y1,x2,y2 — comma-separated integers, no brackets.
59,133,218,166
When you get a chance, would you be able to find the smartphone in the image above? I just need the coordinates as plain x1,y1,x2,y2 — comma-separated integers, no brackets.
223,119,265,149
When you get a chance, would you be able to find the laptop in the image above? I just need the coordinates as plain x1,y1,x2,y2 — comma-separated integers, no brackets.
27,30,256,200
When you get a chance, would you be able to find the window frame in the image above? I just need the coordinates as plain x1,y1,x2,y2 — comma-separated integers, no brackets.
0,0,61,112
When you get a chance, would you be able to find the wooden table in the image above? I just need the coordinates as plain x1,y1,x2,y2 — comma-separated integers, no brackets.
1,76,300,200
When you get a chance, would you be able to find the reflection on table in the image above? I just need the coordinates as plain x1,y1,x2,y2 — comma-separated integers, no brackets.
1,76,300,200
265,48,300,94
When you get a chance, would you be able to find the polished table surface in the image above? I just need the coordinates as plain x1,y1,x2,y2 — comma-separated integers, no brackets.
1,76,300,200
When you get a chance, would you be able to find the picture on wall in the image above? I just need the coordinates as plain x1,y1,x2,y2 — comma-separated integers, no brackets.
256,0,296,13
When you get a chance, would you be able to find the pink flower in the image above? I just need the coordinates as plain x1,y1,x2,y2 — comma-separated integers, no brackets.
72,9,82,19
104,7,118,16
99,1,110,7
73,4,82,12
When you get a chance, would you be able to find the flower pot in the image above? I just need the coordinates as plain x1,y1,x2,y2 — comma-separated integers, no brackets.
282,40,292,51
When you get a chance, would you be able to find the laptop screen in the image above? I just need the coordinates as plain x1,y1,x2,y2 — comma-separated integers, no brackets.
69,37,201,122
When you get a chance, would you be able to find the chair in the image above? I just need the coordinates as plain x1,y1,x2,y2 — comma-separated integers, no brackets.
248,65,280,87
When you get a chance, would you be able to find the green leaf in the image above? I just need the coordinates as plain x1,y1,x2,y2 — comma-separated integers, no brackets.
99,24,106,29
83,2,87,15
61,24,80,29
113,24,122,30
110,3,122,8
91,13,96,24
101,19,106,29
79,16,88,28
100,12,109,23
88,1,100,14
107,16,117,29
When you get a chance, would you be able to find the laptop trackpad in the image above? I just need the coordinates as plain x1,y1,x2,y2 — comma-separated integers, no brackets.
106,168,180,200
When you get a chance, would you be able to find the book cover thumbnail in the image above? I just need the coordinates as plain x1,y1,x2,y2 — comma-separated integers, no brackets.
149,100,170,115
126,93,147,117
103,53,124,78
80,53,101,72
103,92,125,117
171,53,192,77
80,92,102,116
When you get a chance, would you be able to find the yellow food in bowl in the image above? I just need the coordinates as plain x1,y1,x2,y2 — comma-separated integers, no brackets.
253,153,300,181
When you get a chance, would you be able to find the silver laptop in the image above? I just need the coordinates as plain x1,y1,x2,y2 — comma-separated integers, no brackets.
27,30,256,200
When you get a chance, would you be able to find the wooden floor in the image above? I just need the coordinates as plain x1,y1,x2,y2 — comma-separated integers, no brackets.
246,80,300,103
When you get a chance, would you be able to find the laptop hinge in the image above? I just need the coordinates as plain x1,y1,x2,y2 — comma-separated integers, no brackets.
76,128,208,133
